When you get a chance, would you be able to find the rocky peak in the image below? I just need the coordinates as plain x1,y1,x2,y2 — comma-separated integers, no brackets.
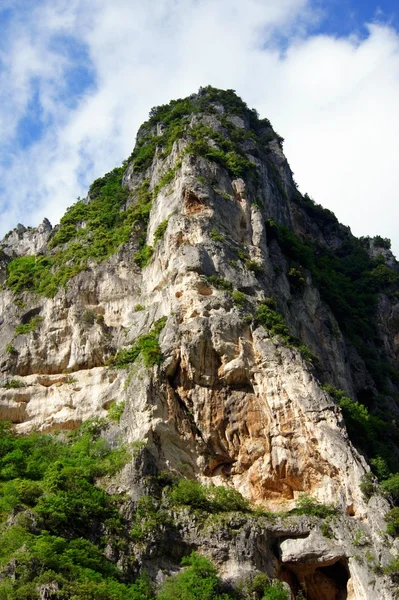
0,86,398,599
1,218,53,259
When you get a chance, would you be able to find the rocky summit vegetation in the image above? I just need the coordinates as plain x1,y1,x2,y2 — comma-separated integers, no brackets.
1,86,399,598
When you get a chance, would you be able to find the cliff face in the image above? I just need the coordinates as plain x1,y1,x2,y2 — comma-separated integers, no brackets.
0,87,398,599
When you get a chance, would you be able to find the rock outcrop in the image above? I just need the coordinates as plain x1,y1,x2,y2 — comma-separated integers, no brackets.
0,87,398,598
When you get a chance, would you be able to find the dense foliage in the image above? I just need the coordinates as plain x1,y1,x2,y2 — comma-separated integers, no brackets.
320,386,397,474
0,420,136,599
266,218,399,385
6,173,151,297
129,86,282,188
129,86,280,174
183,124,255,180
0,420,296,599
292,494,337,519
167,479,250,513
265,216,399,451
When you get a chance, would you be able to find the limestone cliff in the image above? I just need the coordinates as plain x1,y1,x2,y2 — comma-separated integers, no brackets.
1,87,398,599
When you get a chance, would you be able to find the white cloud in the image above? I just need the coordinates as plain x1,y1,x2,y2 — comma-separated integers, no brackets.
258,23,399,248
1,0,399,257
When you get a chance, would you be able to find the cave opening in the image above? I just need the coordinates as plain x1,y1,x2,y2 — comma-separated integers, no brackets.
279,557,350,600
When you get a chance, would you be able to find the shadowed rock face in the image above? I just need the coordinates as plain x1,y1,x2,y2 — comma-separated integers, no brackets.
0,88,397,598
280,561,350,600
278,532,350,599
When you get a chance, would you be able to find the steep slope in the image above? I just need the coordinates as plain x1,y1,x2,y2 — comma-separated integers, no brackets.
0,87,398,599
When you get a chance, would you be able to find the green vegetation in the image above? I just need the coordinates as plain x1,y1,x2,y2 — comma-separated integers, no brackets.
254,302,315,364
0,420,137,599
130,495,167,542
265,219,313,269
320,521,334,539
153,166,181,198
373,235,391,250
6,255,55,296
6,84,399,593
380,473,399,503
246,260,263,274
231,291,246,306
5,87,282,297
5,175,154,296
385,507,399,537
5,343,17,355
237,247,248,261
134,244,154,268
206,275,233,292
293,192,338,228
384,556,399,582
107,401,126,423
82,309,96,327
210,228,224,243
266,216,399,474
352,529,370,547
0,418,328,599
321,386,398,475
130,87,281,181
134,304,145,312
261,582,290,600
3,380,25,389
131,133,163,172
255,304,290,338
359,472,377,500
322,385,399,530
168,479,250,513
154,218,170,244
237,574,289,600
293,494,337,519
15,315,44,335
158,552,289,600
14,299,26,309
287,267,305,290
130,99,192,172
111,317,167,368
184,134,254,180
266,217,399,386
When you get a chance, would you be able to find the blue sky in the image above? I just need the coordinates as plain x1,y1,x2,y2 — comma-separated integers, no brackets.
314,0,398,35
1,0,399,256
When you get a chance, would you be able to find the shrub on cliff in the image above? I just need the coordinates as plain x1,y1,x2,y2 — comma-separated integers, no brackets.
380,474,399,504
386,507,399,537
111,317,167,368
168,479,249,513
293,494,337,518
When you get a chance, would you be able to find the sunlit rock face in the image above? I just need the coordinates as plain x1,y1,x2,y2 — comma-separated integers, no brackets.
1,87,398,598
